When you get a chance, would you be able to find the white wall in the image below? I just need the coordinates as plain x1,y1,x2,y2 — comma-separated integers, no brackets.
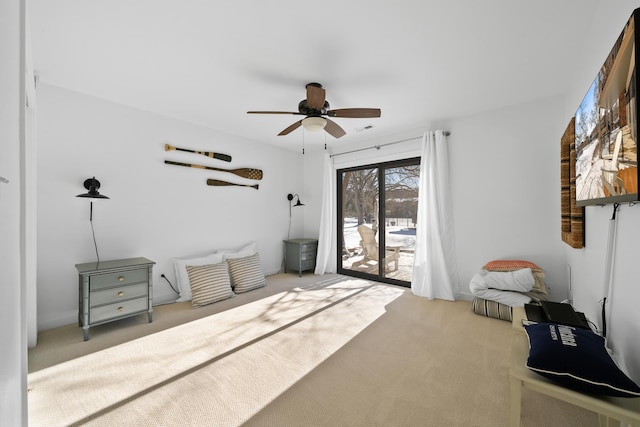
448,96,569,301
0,0,27,424
562,0,640,380
36,84,304,330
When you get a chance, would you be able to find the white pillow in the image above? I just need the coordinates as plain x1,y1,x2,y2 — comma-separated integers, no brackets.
217,242,257,260
173,252,224,302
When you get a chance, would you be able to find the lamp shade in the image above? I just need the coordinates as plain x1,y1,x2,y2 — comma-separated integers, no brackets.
301,116,327,132
76,177,109,199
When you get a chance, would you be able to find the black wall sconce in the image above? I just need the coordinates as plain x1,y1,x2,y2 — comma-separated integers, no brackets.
77,177,109,199
287,193,304,207
287,193,304,239
76,177,109,263
76,177,109,220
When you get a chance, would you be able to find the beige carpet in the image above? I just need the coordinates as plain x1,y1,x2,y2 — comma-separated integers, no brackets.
28,273,598,426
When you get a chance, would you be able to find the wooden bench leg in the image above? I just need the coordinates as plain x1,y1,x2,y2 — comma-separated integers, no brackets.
510,376,522,427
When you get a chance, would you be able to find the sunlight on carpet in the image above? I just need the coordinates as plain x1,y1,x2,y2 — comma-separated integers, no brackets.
28,277,404,426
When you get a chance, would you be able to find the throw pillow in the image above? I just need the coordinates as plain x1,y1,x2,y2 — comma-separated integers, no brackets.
185,263,234,308
173,252,224,302
524,322,640,397
484,259,543,274
226,252,266,293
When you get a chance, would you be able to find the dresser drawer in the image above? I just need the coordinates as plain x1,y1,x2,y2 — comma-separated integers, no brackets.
90,282,148,307
90,268,148,291
300,260,315,270
90,297,149,324
300,243,317,253
300,251,315,261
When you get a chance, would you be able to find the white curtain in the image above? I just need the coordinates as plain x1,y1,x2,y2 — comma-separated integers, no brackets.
411,130,458,300
314,153,337,274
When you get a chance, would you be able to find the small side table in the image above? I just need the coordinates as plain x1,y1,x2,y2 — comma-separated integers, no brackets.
283,238,318,277
76,257,155,341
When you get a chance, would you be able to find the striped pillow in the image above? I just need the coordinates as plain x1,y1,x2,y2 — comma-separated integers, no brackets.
472,297,512,321
185,263,234,308
226,253,266,293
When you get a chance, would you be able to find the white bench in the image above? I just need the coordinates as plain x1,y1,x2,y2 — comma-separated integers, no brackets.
510,306,640,427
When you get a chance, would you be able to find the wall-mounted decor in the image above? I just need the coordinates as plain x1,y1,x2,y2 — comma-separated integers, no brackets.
561,117,585,248
164,160,263,180
165,143,232,162
206,179,258,190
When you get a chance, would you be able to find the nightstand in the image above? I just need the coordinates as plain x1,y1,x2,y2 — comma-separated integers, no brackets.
283,238,318,277
76,257,155,341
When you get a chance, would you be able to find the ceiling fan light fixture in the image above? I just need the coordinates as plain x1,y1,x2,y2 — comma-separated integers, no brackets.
301,116,327,132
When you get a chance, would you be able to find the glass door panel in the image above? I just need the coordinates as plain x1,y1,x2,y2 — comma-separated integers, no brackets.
338,158,420,287
340,167,380,276
383,165,419,282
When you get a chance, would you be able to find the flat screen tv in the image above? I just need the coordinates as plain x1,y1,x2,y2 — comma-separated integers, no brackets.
575,8,639,206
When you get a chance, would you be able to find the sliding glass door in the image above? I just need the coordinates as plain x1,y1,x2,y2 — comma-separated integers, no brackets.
337,157,420,287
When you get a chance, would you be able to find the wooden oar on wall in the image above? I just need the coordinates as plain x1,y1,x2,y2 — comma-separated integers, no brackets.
206,179,258,190
164,160,263,180
165,144,232,162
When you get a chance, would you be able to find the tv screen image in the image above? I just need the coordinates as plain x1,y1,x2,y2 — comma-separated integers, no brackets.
575,9,639,206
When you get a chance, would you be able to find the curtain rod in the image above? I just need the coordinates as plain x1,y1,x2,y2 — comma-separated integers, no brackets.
330,130,451,158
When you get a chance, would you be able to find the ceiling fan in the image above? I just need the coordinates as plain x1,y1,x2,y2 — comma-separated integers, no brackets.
247,82,381,139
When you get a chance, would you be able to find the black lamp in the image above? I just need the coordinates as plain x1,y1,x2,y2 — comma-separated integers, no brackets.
287,193,304,239
287,193,304,207
76,177,109,200
76,177,109,263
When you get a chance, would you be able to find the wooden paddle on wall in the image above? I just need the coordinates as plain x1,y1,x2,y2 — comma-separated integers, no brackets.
207,179,259,190
164,160,263,180
165,144,232,162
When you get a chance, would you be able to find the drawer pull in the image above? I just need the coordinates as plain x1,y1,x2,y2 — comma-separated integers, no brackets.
118,291,124,297
118,276,125,282
118,306,124,312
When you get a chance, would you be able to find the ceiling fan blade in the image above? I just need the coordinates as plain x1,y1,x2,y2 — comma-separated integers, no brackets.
247,111,303,115
306,84,326,110
327,108,381,118
278,120,303,136
324,119,346,139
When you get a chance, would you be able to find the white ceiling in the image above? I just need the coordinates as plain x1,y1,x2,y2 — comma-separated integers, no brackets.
29,0,599,152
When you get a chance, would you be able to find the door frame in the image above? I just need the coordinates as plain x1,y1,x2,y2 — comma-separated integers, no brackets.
336,156,420,287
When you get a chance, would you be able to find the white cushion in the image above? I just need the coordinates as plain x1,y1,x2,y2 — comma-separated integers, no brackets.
173,252,223,302
217,242,257,260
